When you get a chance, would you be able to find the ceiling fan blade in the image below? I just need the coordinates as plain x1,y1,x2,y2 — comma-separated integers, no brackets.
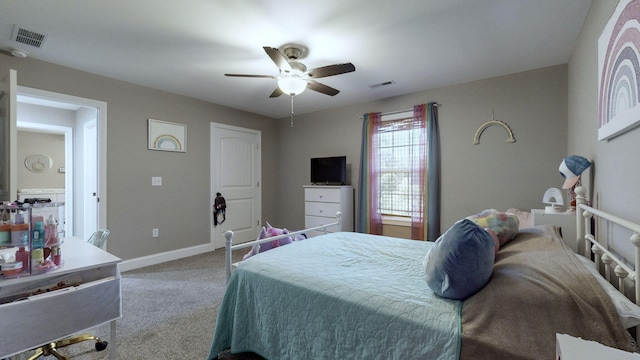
307,80,340,96
307,63,355,78
225,73,276,79
269,87,284,98
263,46,292,72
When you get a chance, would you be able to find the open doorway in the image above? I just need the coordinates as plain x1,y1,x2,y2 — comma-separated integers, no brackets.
17,121,73,236
16,87,107,240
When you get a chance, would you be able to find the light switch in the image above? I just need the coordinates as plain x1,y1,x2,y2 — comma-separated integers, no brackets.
152,176,162,186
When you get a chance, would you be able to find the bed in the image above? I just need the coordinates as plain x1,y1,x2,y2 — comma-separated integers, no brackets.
209,187,640,359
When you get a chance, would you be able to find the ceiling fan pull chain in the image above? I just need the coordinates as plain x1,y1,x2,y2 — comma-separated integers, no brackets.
290,95,295,127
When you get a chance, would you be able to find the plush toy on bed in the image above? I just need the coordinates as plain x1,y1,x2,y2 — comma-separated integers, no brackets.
466,209,520,253
242,224,306,260
265,221,307,243
483,227,500,255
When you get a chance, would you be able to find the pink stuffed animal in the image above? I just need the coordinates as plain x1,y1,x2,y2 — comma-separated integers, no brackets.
242,225,305,260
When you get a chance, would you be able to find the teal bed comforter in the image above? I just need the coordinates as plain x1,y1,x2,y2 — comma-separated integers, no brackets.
209,232,461,360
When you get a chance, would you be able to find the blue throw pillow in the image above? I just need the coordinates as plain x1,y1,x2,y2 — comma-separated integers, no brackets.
423,219,495,300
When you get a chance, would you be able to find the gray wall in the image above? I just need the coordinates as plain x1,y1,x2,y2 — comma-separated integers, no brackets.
1,54,279,260
2,55,570,261
17,130,65,189
568,0,640,261
275,65,569,232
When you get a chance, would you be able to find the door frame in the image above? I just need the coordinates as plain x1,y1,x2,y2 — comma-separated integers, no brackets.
210,122,262,249
17,86,108,233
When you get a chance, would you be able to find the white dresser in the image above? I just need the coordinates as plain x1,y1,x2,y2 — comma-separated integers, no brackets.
304,185,353,237
17,188,65,204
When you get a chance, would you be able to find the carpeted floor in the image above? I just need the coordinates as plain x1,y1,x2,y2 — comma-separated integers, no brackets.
15,249,242,360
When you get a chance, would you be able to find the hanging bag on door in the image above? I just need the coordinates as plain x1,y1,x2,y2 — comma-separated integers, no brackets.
213,193,226,226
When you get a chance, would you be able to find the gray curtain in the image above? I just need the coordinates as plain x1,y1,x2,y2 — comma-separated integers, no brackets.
426,102,440,240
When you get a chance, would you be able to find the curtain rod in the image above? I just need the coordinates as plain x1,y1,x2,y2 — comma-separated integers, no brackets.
358,103,440,120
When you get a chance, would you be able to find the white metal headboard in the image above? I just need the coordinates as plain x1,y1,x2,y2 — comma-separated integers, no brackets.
575,186,640,342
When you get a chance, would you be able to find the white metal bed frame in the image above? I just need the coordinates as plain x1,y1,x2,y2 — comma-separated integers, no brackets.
575,186,640,343
224,212,342,283
221,188,640,343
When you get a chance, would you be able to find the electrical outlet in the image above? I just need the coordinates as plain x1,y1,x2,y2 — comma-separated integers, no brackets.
152,176,162,186
152,228,159,237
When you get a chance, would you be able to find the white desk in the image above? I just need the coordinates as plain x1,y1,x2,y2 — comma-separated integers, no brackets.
0,237,122,359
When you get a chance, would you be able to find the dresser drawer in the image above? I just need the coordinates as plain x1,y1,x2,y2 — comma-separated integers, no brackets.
305,202,342,217
305,215,340,229
305,187,342,203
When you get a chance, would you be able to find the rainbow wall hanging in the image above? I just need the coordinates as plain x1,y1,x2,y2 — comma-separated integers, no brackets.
598,0,640,141
148,119,187,152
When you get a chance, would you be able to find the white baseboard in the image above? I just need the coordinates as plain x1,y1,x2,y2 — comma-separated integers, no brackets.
118,242,216,273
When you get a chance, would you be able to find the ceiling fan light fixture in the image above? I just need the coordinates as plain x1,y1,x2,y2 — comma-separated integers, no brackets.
278,77,307,96
225,45,355,99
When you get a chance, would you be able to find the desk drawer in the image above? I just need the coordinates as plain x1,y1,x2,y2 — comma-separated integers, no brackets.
0,277,121,358
305,187,342,203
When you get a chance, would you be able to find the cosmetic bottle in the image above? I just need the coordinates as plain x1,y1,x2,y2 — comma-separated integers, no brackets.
31,248,44,270
44,215,58,246
14,211,24,225
0,223,10,245
10,223,29,246
10,209,28,246
52,245,62,266
16,247,30,272
32,221,45,249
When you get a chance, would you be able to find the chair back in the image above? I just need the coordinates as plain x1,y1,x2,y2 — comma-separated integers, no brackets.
87,229,110,250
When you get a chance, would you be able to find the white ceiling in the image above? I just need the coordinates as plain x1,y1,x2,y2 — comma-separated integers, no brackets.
0,0,592,119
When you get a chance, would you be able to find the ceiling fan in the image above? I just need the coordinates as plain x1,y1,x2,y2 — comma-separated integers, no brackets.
225,45,356,98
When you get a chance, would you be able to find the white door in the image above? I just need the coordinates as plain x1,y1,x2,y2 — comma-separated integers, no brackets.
82,119,98,239
0,69,17,202
210,123,261,249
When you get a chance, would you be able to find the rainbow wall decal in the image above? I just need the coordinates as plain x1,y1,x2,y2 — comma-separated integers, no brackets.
598,0,640,140
153,134,182,150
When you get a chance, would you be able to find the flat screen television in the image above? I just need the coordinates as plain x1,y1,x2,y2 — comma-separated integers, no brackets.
311,156,347,185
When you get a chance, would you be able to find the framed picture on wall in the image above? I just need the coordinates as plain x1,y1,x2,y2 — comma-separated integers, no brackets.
148,119,187,152
598,0,640,141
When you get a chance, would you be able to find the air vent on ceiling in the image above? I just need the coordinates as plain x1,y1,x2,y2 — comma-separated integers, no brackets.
368,80,396,89
11,25,47,48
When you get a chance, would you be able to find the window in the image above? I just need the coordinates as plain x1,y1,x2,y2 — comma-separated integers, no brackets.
375,112,426,218
358,103,437,241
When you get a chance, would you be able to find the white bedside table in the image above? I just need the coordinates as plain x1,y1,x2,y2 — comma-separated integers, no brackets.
556,333,640,359
532,210,577,252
